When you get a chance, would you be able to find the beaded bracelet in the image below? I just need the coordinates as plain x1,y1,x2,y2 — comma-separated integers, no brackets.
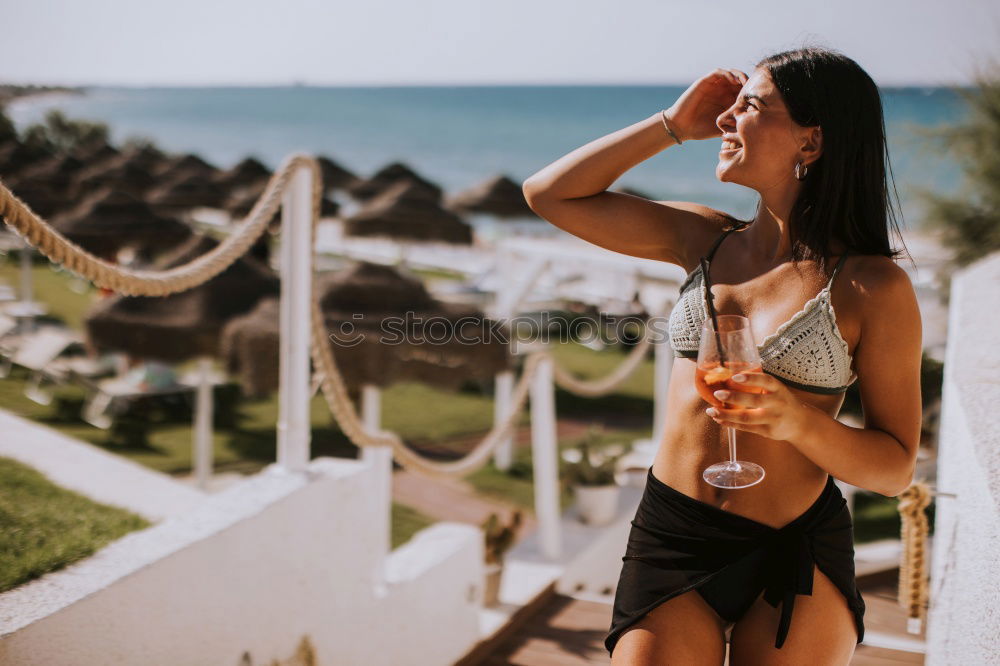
660,109,683,145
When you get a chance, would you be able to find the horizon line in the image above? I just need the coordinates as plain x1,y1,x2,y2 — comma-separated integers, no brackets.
0,79,976,90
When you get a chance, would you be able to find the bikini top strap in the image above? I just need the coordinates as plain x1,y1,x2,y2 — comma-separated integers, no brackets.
699,222,749,322
826,250,851,289
703,220,749,263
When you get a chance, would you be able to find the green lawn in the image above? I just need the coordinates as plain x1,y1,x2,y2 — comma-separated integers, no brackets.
409,266,467,282
391,501,437,550
464,425,650,515
0,365,505,475
853,490,935,544
0,456,150,592
0,259,95,330
0,449,431,588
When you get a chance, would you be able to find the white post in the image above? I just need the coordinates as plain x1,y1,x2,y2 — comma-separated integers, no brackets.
277,164,313,471
12,237,45,328
530,355,562,560
193,356,214,491
492,250,515,471
630,298,674,469
652,331,673,444
491,251,548,471
360,384,391,596
19,238,32,306
492,370,515,469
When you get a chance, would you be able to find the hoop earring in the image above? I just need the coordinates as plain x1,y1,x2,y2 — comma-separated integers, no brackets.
794,161,809,181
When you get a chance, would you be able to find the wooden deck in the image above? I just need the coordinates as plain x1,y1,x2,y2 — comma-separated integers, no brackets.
460,582,924,665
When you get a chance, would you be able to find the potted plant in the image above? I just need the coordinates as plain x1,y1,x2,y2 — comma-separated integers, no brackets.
481,509,523,607
561,427,628,526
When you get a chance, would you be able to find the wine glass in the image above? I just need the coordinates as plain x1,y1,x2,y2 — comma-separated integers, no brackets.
695,314,766,489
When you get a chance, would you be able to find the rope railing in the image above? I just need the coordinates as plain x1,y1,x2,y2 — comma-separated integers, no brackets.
0,156,294,296
551,326,655,397
0,155,657,479
897,480,932,634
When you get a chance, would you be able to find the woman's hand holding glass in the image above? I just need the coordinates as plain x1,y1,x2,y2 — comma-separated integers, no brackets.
705,370,809,443
696,314,767,488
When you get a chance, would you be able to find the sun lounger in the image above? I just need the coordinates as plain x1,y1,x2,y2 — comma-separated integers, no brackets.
0,314,18,376
3,327,84,404
81,368,198,430
0,315,16,338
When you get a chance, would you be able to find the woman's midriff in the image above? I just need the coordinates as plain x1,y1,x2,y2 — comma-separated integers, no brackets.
651,359,846,530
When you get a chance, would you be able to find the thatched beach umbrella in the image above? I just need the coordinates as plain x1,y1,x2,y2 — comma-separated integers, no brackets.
223,181,340,221
347,161,442,203
16,153,87,182
445,174,536,218
154,153,218,182
317,155,362,193
70,139,119,165
219,299,282,397
73,159,159,199
0,140,54,179
145,172,229,214
49,187,192,259
6,154,88,217
212,157,271,193
322,263,509,387
84,234,280,362
319,196,340,218
223,183,267,220
344,179,472,244
112,144,168,173
221,261,509,397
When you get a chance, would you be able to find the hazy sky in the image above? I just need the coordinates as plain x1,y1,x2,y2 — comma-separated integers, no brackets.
3,0,998,87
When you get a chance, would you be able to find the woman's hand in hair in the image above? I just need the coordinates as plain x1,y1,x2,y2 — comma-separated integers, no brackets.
703,370,809,442
664,68,748,142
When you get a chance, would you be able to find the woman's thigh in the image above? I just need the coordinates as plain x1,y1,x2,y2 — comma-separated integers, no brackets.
611,588,729,666
728,564,858,666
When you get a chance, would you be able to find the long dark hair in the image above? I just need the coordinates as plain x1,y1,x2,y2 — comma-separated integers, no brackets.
749,46,908,270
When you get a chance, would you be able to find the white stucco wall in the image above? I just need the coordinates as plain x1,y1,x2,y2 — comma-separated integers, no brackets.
927,252,1000,665
0,457,484,666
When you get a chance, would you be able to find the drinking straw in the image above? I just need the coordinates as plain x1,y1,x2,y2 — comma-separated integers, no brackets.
700,256,727,364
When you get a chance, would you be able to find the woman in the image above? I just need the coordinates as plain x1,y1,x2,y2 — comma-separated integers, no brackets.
523,47,922,665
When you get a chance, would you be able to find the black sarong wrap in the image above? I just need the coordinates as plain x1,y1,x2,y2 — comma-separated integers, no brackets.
605,468,866,657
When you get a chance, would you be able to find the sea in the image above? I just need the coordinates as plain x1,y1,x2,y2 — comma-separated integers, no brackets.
5,84,971,229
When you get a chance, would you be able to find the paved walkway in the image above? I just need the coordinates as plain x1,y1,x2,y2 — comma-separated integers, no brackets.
392,465,538,536
391,418,631,541
0,409,205,521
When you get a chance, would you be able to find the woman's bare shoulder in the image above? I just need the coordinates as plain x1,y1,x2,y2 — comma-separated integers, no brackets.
841,255,919,341
842,254,914,296
831,254,917,355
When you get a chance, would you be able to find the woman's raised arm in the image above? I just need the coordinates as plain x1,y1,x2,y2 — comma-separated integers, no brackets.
522,68,749,269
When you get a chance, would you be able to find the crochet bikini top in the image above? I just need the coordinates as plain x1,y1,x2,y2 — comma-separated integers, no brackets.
667,222,857,394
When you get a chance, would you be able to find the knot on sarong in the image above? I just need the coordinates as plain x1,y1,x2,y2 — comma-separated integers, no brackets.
761,527,815,649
